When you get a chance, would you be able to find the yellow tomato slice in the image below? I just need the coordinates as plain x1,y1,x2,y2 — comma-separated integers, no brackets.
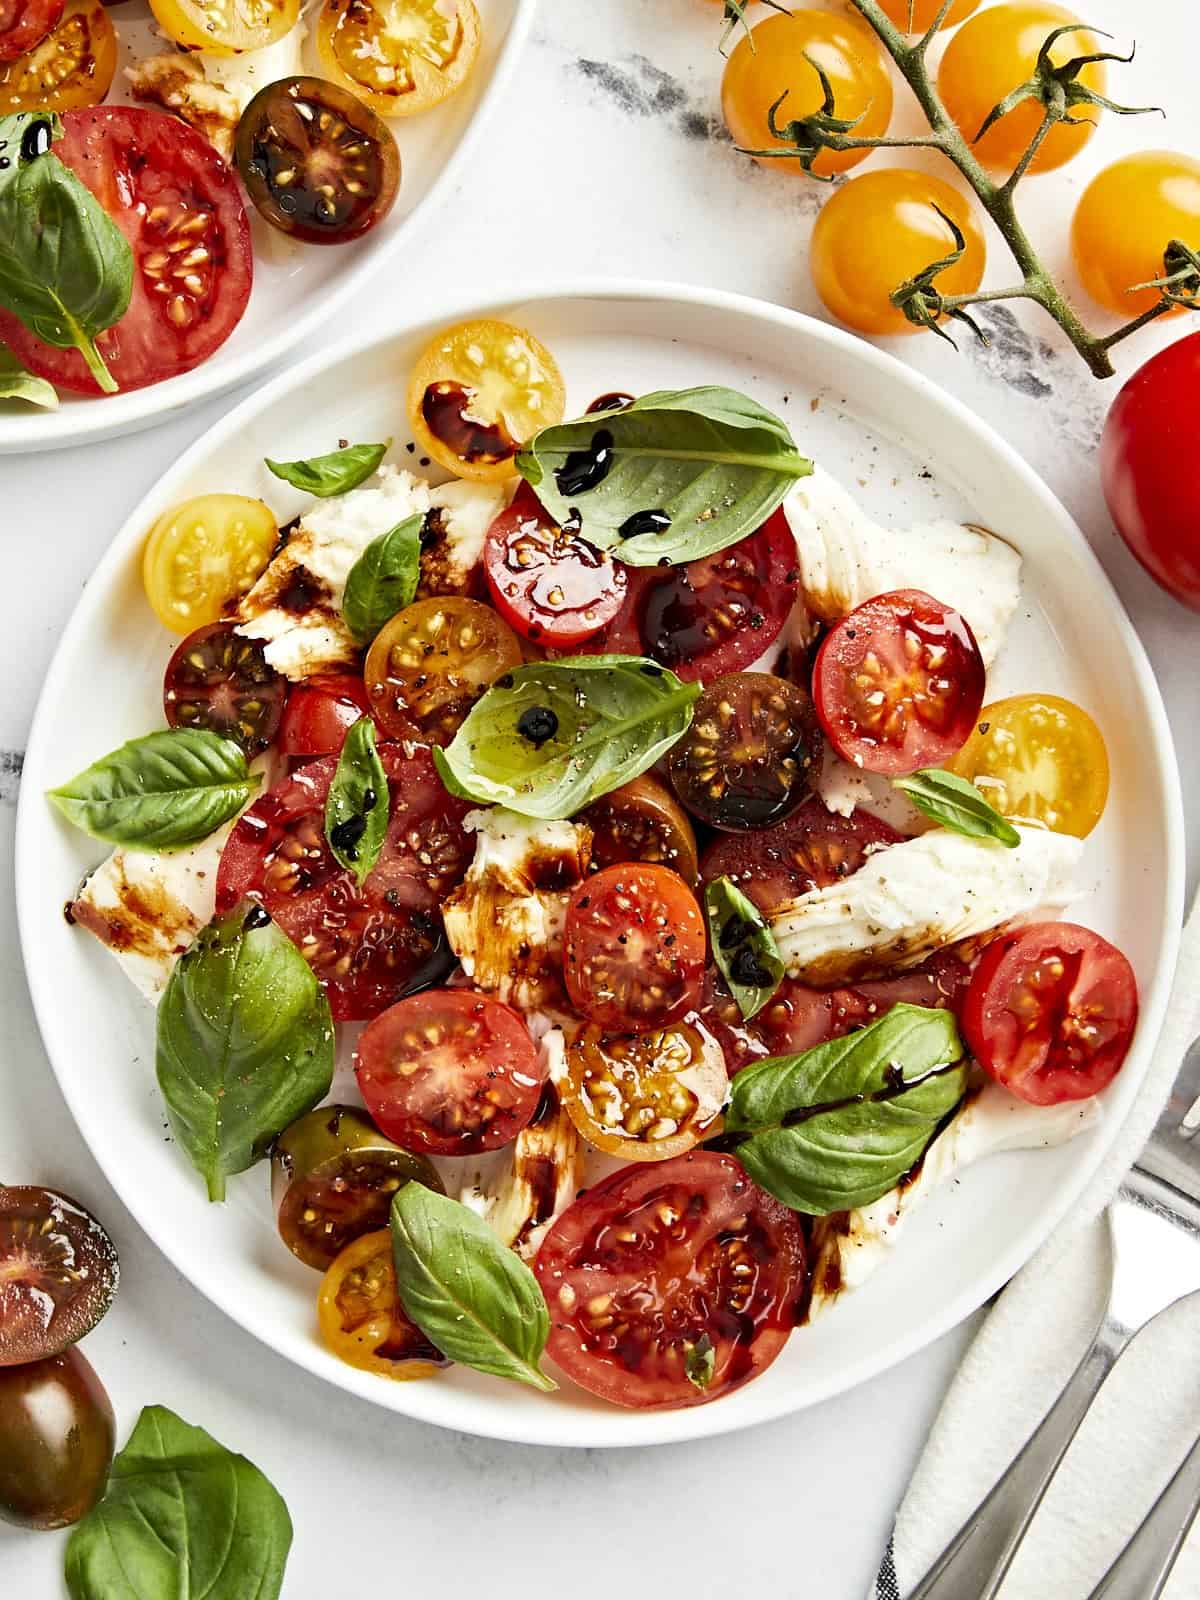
317,1231,444,1380
949,693,1109,838
142,494,278,635
406,318,566,483
560,1022,727,1163
0,0,114,114
148,0,298,57
316,0,480,120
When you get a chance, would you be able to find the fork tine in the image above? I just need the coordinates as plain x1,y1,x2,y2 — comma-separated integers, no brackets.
1086,1426,1200,1599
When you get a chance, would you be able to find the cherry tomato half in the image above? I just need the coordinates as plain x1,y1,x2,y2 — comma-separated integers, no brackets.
1071,153,1200,320
142,494,277,635
580,772,699,886
316,0,480,121
278,673,371,758
962,922,1138,1104
535,1151,806,1409
0,0,113,113
813,589,985,775
949,694,1109,838
483,487,627,647
0,1349,114,1529
317,1230,445,1379
561,1021,727,1162
162,621,287,754
150,0,297,54
0,1186,118,1367
0,0,64,63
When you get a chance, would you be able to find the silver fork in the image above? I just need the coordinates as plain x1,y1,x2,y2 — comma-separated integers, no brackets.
909,1034,1200,1600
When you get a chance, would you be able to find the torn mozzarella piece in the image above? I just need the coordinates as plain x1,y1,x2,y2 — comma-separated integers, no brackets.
419,479,512,597
126,54,242,160
807,1085,1103,1320
813,745,877,819
197,24,306,112
770,824,1080,986
783,467,1022,667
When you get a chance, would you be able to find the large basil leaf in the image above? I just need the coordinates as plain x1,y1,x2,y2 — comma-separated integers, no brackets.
64,1405,292,1600
894,768,1020,847
726,1004,967,1214
157,907,334,1202
434,655,700,819
515,386,811,566
0,344,57,408
390,1184,556,1391
0,111,132,395
342,513,423,643
705,875,784,1020
265,440,389,496
325,716,389,885
48,729,259,850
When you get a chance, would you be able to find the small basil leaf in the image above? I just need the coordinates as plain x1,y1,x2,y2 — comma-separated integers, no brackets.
342,513,423,644
433,655,700,819
325,717,389,886
0,344,57,408
894,767,1021,847
265,440,389,497
64,1405,292,1600
726,1003,966,1214
157,907,334,1202
48,729,259,850
686,1332,715,1392
390,1184,556,1392
705,875,784,1020
515,386,811,566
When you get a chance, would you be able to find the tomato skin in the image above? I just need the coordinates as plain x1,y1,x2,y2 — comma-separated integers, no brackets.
483,487,627,647
1100,331,1200,611
962,922,1138,1104
0,0,65,61
278,674,371,757
1071,153,1200,319
0,1349,114,1529
876,0,978,30
0,1186,119,1367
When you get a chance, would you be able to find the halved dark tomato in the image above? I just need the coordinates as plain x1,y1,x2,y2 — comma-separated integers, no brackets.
0,0,64,62
278,673,371,758
0,1187,118,1366
482,486,627,647
317,1229,445,1380
216,744,472,1020
535,1150,806,1409
162,621,287,754
594,510,799,683
0,1348,114,1529
580,772,699,885
560,1021,727,1162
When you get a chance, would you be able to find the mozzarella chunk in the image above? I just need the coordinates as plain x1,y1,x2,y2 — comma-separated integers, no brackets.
419,479,512,597
782,467,1022,667
807,1085,1102,1320
198,24,306,113
770,824,1080,985
126,54,242,160
813,745,876,819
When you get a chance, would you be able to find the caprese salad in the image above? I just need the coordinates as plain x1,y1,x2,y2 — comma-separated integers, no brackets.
49,317,1137,1412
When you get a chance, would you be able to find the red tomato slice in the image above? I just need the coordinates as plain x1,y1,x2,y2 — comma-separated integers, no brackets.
592,510,799,682
961,921,1138,1105
813,589,985,775
483,486,627,647
0,0,63,60
563,862,705,1031
0,107,251,395
355,990,545,1156
278,674,371,758
216,745,473,1021
535,1150,806,1409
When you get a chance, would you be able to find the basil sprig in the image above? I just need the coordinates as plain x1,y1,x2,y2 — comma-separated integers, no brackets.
434,655,700,819
48,728,259,850
0,344,57,408
265,439,389,496
705,876,784,1020
0,111,132,395
516,385,811,566
342,513,423,644
726,1004,967,1214
64,1406,292,1600
390,1184,556,1392
894,768,1020,848
325,717,389,885
157,907,334,1202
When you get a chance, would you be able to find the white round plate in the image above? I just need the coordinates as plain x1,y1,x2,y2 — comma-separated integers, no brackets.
17,284,1184,1447
0,0,533,455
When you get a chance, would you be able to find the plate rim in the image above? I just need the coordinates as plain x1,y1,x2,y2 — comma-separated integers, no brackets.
15,279,1186,1447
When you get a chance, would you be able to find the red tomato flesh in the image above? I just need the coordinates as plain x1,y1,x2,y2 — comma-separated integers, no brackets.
278,673,371,757
483,486,627,646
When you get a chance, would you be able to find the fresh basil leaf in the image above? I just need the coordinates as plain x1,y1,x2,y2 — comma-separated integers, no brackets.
434,655,700,819
390,1183,556,1392
726,1004,967,1214
157,907,334,1202
894,767,1021,847
342,513,422,644
64,1405,292,1600
0,344,57,408
0,111,132,395
685,1332,715,1392
265,439,389,497
705,875,784,1020
325,717,388,886
515,386,811,566
48,728,259,850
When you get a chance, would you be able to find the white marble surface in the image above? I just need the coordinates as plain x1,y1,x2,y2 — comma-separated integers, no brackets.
1,1,1197,1594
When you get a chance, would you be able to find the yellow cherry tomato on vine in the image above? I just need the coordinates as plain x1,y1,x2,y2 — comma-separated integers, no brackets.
809,168,985,337
949,694,1109,838
876,0,979,32
938,3,1106,175
1071,152,1200,318
721,9,894,180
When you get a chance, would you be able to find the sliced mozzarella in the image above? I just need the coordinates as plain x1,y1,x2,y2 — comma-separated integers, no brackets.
769,824,1080,986
807,1085,1103,1320
126,53,242,160
420,479,512,596
198,24,306,113
782,467,1022,667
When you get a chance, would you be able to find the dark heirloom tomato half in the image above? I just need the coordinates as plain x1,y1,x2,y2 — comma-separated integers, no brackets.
535,1151,806,1409
482,486,627,647
216,744,472,1020
234,76,400,245
580,773,699,886
0,1349,114,1529
278,673,371,757
0,1186,118,1366
318,1229,446,1380
0,0,65,62
162,621,287,754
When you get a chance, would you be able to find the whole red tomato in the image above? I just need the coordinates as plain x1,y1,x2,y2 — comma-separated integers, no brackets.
1100,332,1200,610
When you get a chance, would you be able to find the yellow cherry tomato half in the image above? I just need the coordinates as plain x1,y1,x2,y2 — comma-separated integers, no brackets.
142,494,278,635
148,0,298,54
0,0,114,114
938,3,1106,176
949,693,1110,838
721,9,893,180
317,1230,445,1380
1071,152,1200,318
316,0,480,120
809,168,985,337
876,0,979,33
406,317,565,482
